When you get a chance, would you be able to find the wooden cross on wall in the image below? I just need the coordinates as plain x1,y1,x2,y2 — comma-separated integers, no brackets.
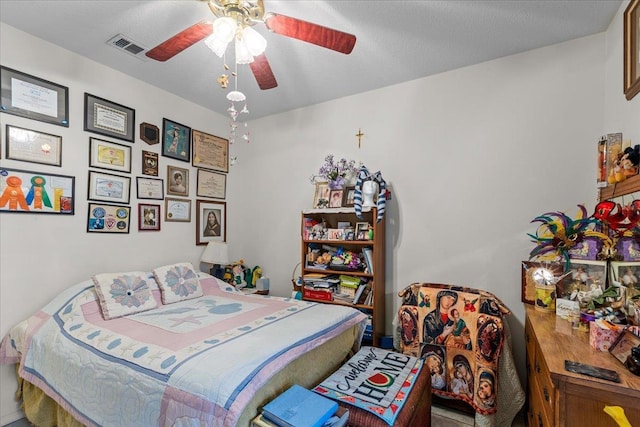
356,128,364,148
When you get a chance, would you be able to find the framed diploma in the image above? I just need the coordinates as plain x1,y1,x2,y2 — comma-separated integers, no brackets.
88,170,131,204
196,200,226,244
89,137,131,173
84,93,135,142
87,202,131,234
6,124,62,167
0,168,74,215
165,198,191,222
136,177,164,200
196,168,226,199
191,129,229,173
0,66,69,127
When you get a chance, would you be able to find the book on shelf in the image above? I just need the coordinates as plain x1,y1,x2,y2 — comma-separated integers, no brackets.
361,247,374,274
261,384,338,427
354,281,372,304
303,286,334,302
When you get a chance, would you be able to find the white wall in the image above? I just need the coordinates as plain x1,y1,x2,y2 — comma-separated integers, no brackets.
1,0,639,424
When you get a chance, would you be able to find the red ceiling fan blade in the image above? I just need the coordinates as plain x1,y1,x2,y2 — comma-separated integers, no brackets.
146,22,213,62
264,13,356,54
249,53,278,90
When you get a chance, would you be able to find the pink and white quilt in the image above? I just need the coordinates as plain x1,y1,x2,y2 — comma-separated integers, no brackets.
1,274,367,426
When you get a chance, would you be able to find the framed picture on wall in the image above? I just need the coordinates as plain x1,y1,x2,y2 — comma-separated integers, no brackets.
197,169,226,199
0,168,74,214
138,203,161,231
624,0,640,100
0,66,69,127
167,165,189,196
87,202,131,233
192,129,229,172
84,93,135,142
162,118,191,162
6,124,62,167
196,200,226,245
88,170,131,204
165,198,191,222
89,137,131,173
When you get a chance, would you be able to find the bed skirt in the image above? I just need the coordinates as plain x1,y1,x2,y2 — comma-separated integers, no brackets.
13,324,362,427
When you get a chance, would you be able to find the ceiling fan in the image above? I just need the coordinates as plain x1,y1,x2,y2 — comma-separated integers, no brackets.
145,0,357,90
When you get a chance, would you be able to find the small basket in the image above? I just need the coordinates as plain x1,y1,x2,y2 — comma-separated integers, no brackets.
292,262,302,292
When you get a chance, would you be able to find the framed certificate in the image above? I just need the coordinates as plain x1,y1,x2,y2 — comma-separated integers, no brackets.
6,124,62,166
0,168,74,214
191,129,229,172
165,198,191,222
88,170,131,204
84,93,135,142
0,66,69,127
89,137,131,173
136,177,164,200
196,169,226,199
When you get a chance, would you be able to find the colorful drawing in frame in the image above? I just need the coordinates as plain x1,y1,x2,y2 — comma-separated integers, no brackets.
0,168,74,214
162,118,191,162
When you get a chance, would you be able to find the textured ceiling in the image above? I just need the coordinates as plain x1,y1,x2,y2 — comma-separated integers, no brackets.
0,0,622,119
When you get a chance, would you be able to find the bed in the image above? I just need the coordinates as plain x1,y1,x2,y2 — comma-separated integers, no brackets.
0,264,367,427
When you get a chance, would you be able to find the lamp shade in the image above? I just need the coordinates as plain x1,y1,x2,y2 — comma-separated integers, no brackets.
200,241,230,265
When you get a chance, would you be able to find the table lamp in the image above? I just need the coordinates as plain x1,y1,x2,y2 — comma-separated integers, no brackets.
200,241,229,280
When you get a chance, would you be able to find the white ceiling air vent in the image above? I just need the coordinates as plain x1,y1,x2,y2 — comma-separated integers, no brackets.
106,34,148,60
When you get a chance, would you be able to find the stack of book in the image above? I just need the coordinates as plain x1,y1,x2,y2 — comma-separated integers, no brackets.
302,274,340,302
253,384,349,427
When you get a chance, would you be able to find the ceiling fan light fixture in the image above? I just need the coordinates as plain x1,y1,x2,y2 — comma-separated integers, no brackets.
241,26,266,56
227,90,246,102
204,34,229,57
235,37,254,64
212,17,237,44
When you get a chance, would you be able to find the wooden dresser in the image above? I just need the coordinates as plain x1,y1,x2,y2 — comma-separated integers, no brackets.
525,306,640,427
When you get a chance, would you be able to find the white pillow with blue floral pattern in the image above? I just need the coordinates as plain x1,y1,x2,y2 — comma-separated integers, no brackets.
92,271,158,320
153,262,203,304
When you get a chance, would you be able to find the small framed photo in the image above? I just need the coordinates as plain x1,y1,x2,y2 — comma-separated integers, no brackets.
162,118,191,162
609,329,640,366
624,0,640,100
138,203,160,231
313,182,330,209
196,168,226,199
555,259,608,299
89,137,131,173
192,129,229,172
87,202,131,233
167,165,189,196
6,124,62,167
1,66,69,127
337,221,351,229
140,122,159,145
327,228,343,240
0,168,74,214
88,170,131,204
343,186,356,207
84,93,135,142
165,198,191,222
142,150,159,176
196,199,226,245
355,222,370,240
136,177,164,200
329,189,343,208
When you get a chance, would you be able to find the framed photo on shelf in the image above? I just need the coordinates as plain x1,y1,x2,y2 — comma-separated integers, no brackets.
89,137,131,173
166,165,189,196
329,189,343,208
0,168,74,214
6,124,62,166
355,222,370,240
1,66,69,127
165,198,191,222
313,182,330,209
555,259,608,300
88,170,131,204
192,129,229,172
609,329,640,365
136,177,164,200
138,203,161,231
140,122,159,145
624,0,640,100
196,199,226,244
196,168,226,199
87,202,131,233
343,186,356,207
162,118,191,162
84,93,135,142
